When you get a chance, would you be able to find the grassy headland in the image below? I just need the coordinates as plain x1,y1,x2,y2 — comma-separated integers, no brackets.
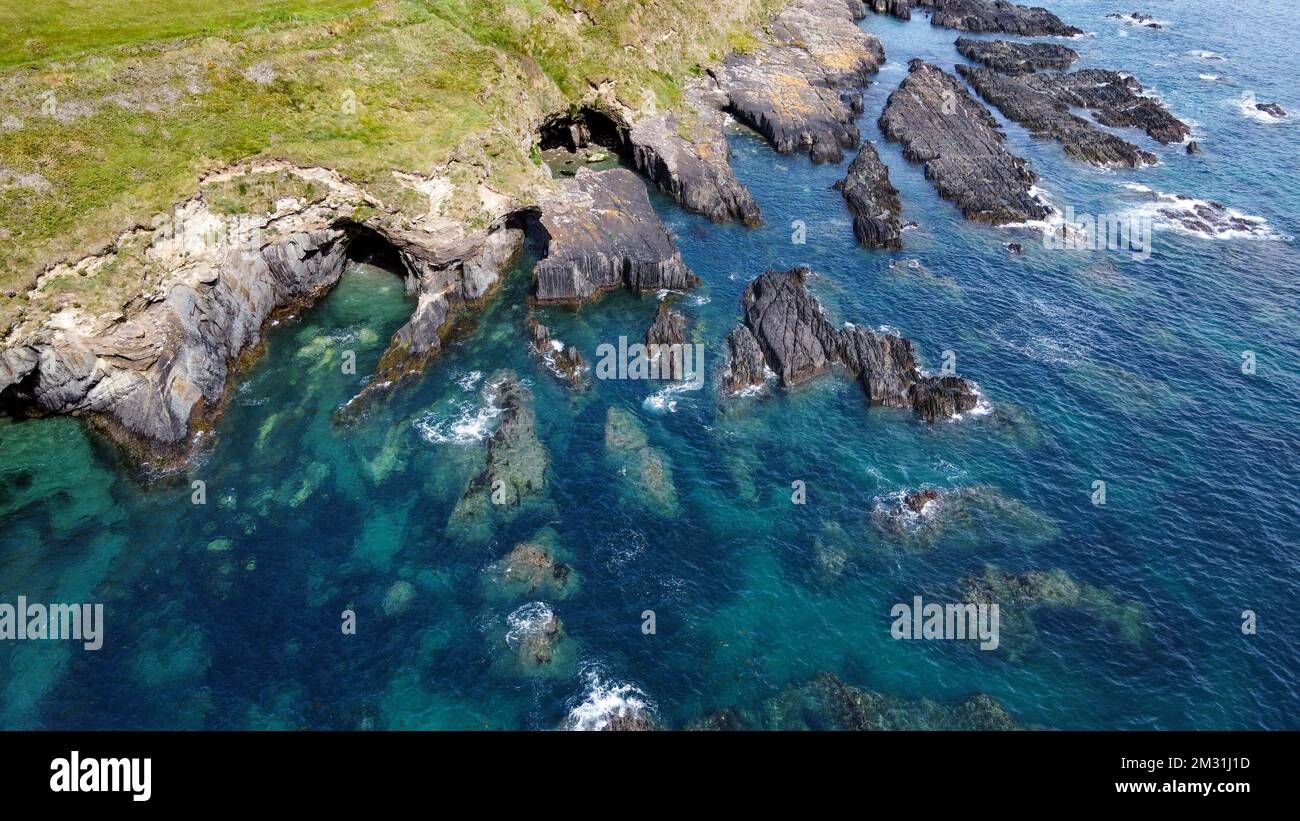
0,0,780,334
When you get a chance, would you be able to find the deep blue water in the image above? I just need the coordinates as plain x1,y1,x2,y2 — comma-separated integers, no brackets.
1,0,1297,729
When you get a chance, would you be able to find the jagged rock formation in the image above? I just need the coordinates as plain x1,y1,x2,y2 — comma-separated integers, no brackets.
628,94,762,226
644,302,688,381
835,141,903,248
956,66,1154,167
720,325,768,394
604,406,679,516
531,167,696,304
449,371,548,528
879,60,1050,225
958,66,1189,167
718,0,885,163
342,224,524,416
526,316,587,390
954,37,1078,74
722,267,979,421
870,0,913,20
916,0,1083,36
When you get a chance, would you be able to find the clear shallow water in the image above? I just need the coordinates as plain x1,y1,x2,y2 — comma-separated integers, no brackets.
1,0,1298,729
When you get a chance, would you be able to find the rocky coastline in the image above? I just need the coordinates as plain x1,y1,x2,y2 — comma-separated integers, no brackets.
879,60,1051,224
916,0,1083,37
958,65,1190,168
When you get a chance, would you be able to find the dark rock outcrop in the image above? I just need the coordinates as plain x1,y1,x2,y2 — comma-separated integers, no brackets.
835,141,903,248
954,36,1078,74
879,60,1050,224
870,0,913,19
531,167,697,304
526,316,587,390
719,0,885,163
645,302,688,381
342,225,524,417
629,96,762,225
961,66,1190,163
450,371,548,527
916,0,1083,36
722,267,979,421
956,65,1158,167
720,324,768,394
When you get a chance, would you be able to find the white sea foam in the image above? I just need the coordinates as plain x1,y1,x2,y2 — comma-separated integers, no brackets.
1237,97,1288,124
1118,183,1286,241
565,665,655,731
643,380,694,414
456,370,484,392
949,384,993,422
413,379,504,444
1189,49,1227,61
504,601,554,650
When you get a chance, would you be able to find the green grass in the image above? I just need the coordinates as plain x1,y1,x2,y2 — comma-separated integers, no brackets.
0,0,373,66
0,0,782,333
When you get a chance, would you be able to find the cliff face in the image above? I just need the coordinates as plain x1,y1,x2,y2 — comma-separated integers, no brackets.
0,2,795,465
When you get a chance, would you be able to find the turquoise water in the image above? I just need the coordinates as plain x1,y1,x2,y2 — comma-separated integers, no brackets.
1,0,1298,729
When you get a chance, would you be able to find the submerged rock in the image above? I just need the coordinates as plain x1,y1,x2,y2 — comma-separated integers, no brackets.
1107,12,1161,29
954,37,1078,75
604,406,679,516
723,267,980,421
916,0,1083,36
489,529,577,601
958,65,1190,168
449,371,548,530
763,672,1024,730
958,565,1151,658
871,484,1056,554
532,168,697,304
504,602,572,676
719,0,884,163
835,141,903,248
382,580,415,616
526,316,587,390
879,60,1050,225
